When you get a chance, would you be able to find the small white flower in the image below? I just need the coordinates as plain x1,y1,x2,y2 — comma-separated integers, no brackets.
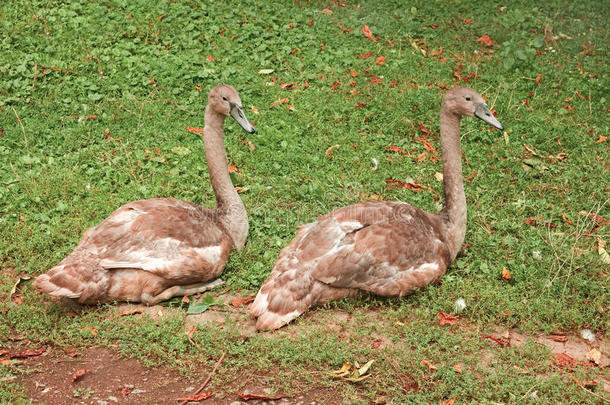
532,251,542,260
530,390,538,399
371,158,378,171
266,186,273,190
581,329,595,342
454,298,466,313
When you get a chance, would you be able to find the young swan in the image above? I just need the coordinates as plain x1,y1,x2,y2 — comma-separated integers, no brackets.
250,87,503,330
34,84,255,305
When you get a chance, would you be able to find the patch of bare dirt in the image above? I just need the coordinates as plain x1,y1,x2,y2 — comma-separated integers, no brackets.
12,345,343,404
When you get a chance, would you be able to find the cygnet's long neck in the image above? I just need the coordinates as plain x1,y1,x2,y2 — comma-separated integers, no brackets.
203,105,248,250
439,105,467,261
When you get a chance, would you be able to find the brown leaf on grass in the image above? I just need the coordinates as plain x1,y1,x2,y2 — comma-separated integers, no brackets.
206,55,216,63
437,312,458,326
476,35,494,46
554,353,575,369
230,297,255,307
385,178,427,192
417,123,429,134
586,348,602,366
443,398,457,405
228,164,240,174
595,135,608,143
321,8,332,15
178,391,212,401
375,56,386,65
388,80,398,88
121,386,133,397
10,346,47,359
524,217,542,226
118,308,144,317
0,349,10,356
355,102,367,109
358,51,373,59
238,392,288,401
420,359,437,371
72,369,88,382
462,18,475,24
325,145,340,159
330,81,341,90
588,213,610,225
369,75,382,85
535,73,543,85
181,295,190,304
385,145,407,155
371,339,383,349
186,127,204,135
434,172,443,182
280,83,297,90
551,335,569,343
362,25,378,42
453,364,463,374
482,334,510,347
501,267,511,281
250,106,260,114
271,98,289,108
338,22,353,33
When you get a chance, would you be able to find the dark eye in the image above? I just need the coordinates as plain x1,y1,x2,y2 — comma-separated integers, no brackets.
222,96,227,101
465,97,471,101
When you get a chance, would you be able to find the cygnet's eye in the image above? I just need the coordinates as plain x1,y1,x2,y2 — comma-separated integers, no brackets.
465,96,471,101
222,96,228,101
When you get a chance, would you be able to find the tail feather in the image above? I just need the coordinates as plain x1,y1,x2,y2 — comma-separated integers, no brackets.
33,254,109,304
250,262,313,330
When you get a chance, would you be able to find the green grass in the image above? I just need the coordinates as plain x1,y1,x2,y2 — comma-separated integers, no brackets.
0,0,608,403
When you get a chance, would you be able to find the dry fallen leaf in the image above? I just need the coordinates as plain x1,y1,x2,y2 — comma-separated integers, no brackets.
325,144,340,159
443,398,457,405
501,267,511,281
186,127,204,135
237,392,288,401
554,353,575,369
453,364,463,374
118,308,143,317
121,386,133,397
321,8,332,15
551,335,568,343
595,135,608,143
482,334,510,347
385,145,407,155
434,172,443,182
476,35,494,47
230,297,255,307
10,346,47,359
437,312,458,326
586,348,602,366
178,391,212,401
420,359,437,371
362,24,377,42
72,369,88,382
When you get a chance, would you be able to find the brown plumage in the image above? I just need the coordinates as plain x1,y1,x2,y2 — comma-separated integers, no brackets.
250,87,504,330
33,84,255,305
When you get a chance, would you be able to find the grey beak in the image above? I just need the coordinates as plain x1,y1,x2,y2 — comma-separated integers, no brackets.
229,102,256,134
474,103,504,130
